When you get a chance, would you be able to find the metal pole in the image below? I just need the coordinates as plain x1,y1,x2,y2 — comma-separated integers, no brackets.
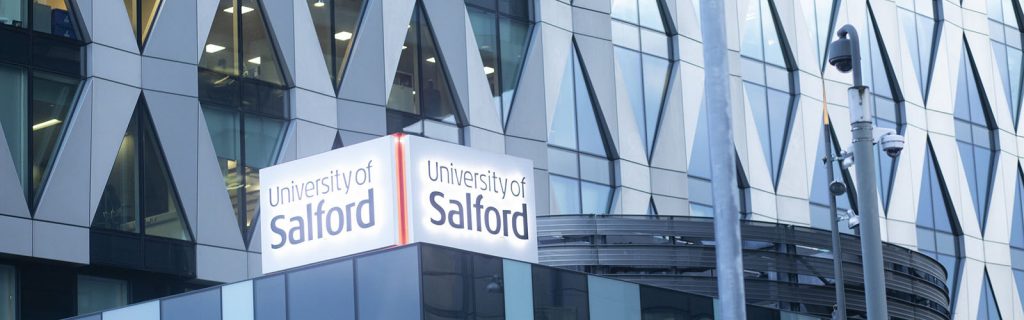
823,117,847,319
837,24,889,320
701,0,747,318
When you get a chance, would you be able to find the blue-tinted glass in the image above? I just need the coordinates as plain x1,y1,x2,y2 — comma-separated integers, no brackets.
640,285,714,319
610,0,638,24
745,83,773,174
767,88,790,172
615,47,645,146
499,17,531,122
954,46,995,226
641,55,669,152
979,271,1002,320
504,260,534,320
574,54,606,157
221,281,253,320
421,245,505,319
637,0,665,32
548,53,578,150
740,0,763,60
1014,172,1024,249
161,288,220,320
550,175,582,215
587,276,640,320
356,246,421,319
989,0,1024,119
532,265,589,320
254,275,285,320
760,0,784,66
798,0,835,65
580,181,612,214
688,107,711,179
287,261,355,320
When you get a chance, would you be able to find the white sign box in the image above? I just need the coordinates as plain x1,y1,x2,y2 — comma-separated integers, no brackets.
260,134,537,273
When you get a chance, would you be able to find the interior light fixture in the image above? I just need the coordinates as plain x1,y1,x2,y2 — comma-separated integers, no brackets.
425,57,436,63
205,44,226,53
248,56,262,64
32,119,62,131
223,6,254,14
313,0,325,8
334,31,353,41
483,66,495,75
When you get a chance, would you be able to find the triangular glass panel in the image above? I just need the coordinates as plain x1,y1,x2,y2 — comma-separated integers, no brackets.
988,0,1024,123
688,103,710,179
0,66,82,213
647,198,657,216
1012,168,1024,249
466,0,533,126
916,142,962,301
307,0,366,88
610,0,671,158
332,132,343,149
93,99,192,241
896,0,936,98
865,10,903,211
200,0,286,86
954,45,997,231
386,1,461,142
797,0,836,68
123,0,163,46
978,270,1003,320
740,0,793,185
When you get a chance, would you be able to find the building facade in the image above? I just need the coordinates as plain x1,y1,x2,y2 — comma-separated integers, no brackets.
0,0,1023,319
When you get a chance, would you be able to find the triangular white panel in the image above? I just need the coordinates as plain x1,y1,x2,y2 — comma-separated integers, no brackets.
90,0,139,53
196,0,220,61
290,0,334,96
539,25,571,139
88,81,140,221
504,23,546,140
649,64,686,172
339,0,386,103
144,0,197,64
260,0,295,84
380,0,418,103
576,36,619,144
145,91,199,237
35,81,93,225
422,0,472,122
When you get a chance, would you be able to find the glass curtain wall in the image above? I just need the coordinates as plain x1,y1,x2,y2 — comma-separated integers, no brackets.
76,276,128,315
978,270,1003,320
122,0,161,45
896,0,936,97
916,142,963,304
466,0,532,126
864,11,904,211
739,0,793,184
200,0,289,241
610,0,671,157
547,46,614,215
988,0,1024,123
0,0,78,38
796,0,836,68
807,127,855,234
386,1,461,144
306,0,365,89
954,45,997,229
92,100,192,241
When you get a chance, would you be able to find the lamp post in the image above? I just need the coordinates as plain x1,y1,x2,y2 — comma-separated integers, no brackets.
827,25,889,319
822,113,847,320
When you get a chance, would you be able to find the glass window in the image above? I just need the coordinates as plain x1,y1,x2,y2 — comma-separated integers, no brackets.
27,0,78,38
916,143,963,303
421,245,505,319
978,270,1003,320
356,246,421,319
102,301,158,320
740,0,794,184
161,288,220,320
503,260,533,320
221,281,253,320
797,0,836,67
386,2,461,144
306,0,365,88
587,276,640,320
254,275,285,320
0,265,13,320
547,47,614,215
122,0,162,45
954,46,996,228
466,0,532,125
532,265,589,320
287,260,355,319
77,276,127,315
0,0,26,28
610,0,671,156
93,99,193,241
988,0,1024,122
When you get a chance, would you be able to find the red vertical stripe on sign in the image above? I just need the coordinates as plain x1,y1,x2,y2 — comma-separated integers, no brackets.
394,133,410,245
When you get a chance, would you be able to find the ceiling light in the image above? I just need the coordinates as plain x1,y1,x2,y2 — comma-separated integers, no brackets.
425,57,436,63
248,56,262,64
32,119,61,131
483,66,495,75
223,6,254,14
313,0,325,8
402,45,407,50
334,31,353,41
205,44,226,53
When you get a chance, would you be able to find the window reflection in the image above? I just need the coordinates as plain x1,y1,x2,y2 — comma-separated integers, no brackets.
386,2,461,144
77,276,128,315
916,143,962,303
467,0,532,125
548,48,613,215
610,0,670,156
306,0,365,88
532,265,589,320
988,0,1024,122
953,46,996,227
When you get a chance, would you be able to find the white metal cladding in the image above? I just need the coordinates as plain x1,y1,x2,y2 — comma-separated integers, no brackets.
0,0,1022,318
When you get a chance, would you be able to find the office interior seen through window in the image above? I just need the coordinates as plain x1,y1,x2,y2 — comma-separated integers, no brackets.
0,0,1022,319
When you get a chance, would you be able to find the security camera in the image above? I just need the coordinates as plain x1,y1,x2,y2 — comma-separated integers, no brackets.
879,132,905,158
828,38,854,73
839,209,860,229
828,181,847,196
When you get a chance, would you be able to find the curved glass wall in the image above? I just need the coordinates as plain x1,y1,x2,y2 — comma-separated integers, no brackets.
386,1,462,144
306,0,365,89
740,0,793,184
897,0,936,97
916,143,962,304
988,0,1024,122
466,0,532,126
954,46,996,228
0,0,83,211
547,46,614,215
864,12,904,211
610,0,671,157
199,0,289,241
122,0,162,46
93,99,192,242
